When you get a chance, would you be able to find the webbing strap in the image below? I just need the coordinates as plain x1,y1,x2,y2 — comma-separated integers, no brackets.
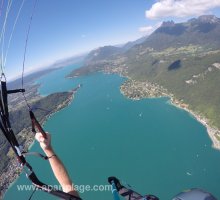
0,81,27,164
22,151,49,160
0,120,26,164
7,89,25,94
29,110,47,138
28,172,82,200
1,81,9,118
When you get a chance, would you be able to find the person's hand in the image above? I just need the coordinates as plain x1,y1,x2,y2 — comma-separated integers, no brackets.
35,132,52,151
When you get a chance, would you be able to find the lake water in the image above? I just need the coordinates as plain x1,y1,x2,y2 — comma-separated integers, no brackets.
4,63,220,200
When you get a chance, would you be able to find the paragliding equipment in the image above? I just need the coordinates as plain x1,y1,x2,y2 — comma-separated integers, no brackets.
0,0,81,199
108,177,217,200
108,177,159,200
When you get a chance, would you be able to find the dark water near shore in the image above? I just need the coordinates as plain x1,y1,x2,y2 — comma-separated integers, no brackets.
4,63,220,199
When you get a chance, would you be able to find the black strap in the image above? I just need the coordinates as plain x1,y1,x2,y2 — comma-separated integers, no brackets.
28,172,82,200
7,89,25,94
22,151,56,160
29,110,47,138
1,81,9,118
0,81,27,165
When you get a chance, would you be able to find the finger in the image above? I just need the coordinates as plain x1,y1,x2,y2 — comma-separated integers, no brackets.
35,132,46,142
35,132,42,141
39,137,46,143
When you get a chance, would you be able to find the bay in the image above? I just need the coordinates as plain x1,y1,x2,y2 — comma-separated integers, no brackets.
4,63,220,200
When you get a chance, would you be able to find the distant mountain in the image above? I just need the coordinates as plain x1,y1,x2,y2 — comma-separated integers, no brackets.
190,15,220,24
141,15,220,50
8,68,58,89
8,54,86,89
122,36,148,51
50,53,86,68
85,37,148,63
85,46,122,63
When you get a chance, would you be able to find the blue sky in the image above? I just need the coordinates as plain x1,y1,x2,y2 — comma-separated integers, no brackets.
0,0,220,80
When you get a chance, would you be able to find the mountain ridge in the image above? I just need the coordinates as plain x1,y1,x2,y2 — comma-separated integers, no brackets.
141,15,220,50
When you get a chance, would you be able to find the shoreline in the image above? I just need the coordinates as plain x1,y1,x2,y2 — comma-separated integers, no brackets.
119,78,220,151
168,98,220,150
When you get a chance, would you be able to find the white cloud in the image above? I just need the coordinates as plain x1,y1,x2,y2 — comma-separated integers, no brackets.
139,22,162,35
146,0,220,19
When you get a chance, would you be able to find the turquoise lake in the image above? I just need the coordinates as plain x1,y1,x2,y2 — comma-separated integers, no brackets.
4,63,220,199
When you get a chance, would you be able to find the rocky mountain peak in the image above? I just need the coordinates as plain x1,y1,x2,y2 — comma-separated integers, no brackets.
161,20,175,27
189,15,220,24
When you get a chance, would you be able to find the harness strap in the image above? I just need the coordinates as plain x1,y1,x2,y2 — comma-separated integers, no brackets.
22,151,56,160
0,81,27,165
29,110,47,139
28,172,82,200
7,89,25,94
0,121,27,165
1,81,9,117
